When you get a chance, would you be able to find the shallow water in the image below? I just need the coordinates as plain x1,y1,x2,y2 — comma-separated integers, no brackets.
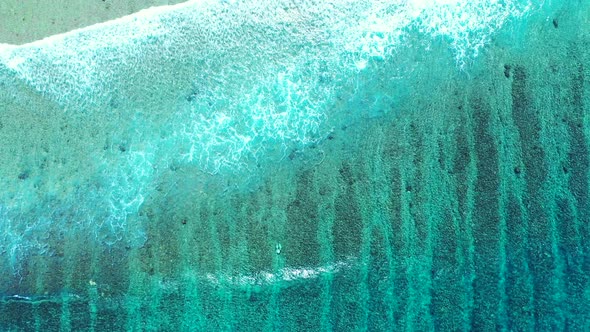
0,0,589,330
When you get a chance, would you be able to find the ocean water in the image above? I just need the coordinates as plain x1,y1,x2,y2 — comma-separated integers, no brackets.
0,0,589,330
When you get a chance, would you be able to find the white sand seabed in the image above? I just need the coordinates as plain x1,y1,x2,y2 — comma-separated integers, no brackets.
0,0,188,45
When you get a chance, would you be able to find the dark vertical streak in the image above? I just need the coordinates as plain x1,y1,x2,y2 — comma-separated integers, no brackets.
367,227,391,330
470,95,502,330
511,65,558,329
505,194,534,330
38,302,62,331
431,207,461,330
386,159,407,331
564,61,589,328
452,112,474,328
278,282,324,331
286,170,321,268
333,163,362,261
331,162,364,331
0,302,35,331
246,196,272,273
431,132,464,330
453,114,471,221
407,122,433,331
283,171,323,330
409,124,427,252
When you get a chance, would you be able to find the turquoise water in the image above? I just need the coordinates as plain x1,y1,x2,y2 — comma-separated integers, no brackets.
0,0,589,330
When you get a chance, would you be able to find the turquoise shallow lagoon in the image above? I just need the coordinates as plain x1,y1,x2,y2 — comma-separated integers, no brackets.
0,0,589,330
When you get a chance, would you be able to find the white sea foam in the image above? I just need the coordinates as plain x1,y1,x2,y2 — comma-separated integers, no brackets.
203,259,355,287
0,0,531,99
0,0,534,264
